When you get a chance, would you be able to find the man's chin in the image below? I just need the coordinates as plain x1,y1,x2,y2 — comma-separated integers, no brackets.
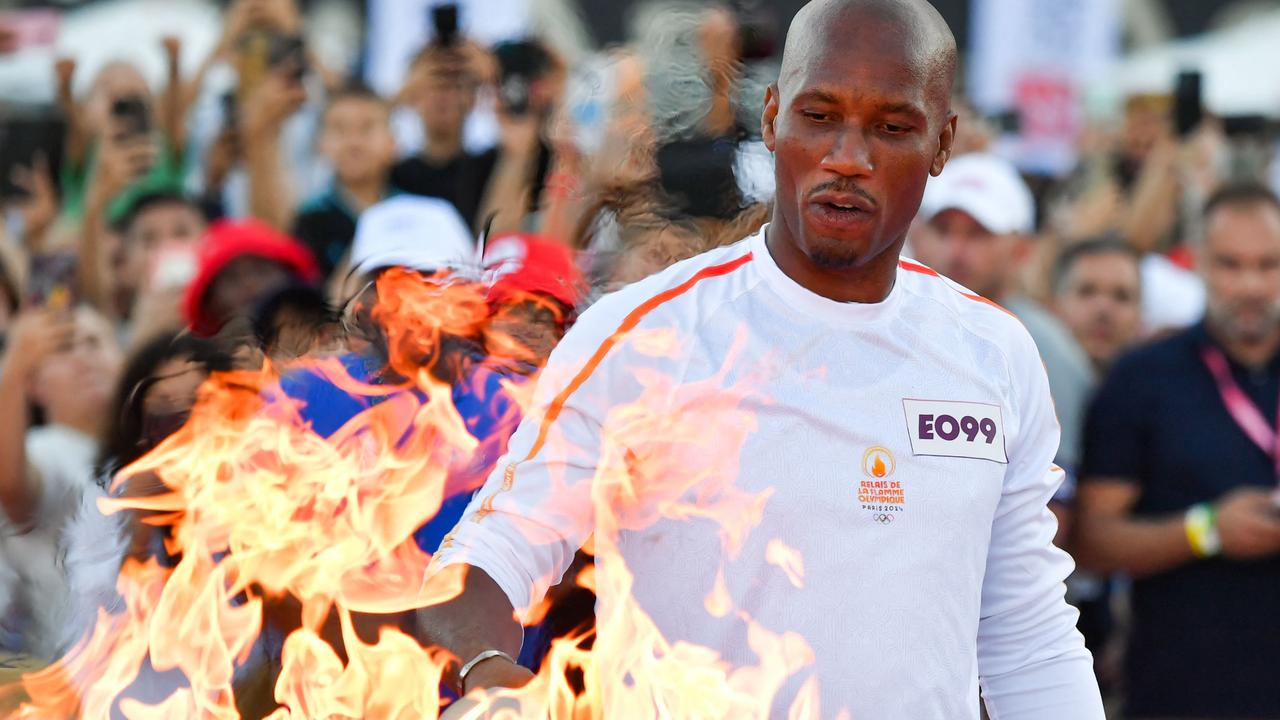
801,235,875,271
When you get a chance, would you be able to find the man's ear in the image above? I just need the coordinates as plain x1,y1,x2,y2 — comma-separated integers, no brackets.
761,83,780,152
931,112,958,176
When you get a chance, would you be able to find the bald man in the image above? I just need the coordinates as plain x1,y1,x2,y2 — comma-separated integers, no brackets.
418,1,1104,717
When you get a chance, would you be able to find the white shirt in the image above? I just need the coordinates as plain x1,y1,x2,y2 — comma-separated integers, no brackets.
0,425,99,659
435,226,1103,719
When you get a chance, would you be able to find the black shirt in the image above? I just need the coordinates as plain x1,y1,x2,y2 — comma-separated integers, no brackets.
390,144,551,230
1083,321,1280,718
390,149,499,229
293,187,364,280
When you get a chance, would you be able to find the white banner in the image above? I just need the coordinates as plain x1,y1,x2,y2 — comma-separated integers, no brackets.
968,0,1121,175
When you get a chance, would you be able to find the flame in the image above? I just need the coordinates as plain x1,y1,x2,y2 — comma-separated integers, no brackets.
871,454,887,478
765,540,805,590
5,269,820,718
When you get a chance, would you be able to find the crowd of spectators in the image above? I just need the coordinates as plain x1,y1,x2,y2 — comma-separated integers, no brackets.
0,0,1277,717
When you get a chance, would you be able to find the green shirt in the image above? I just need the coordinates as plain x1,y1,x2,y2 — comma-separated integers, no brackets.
58,134,185,225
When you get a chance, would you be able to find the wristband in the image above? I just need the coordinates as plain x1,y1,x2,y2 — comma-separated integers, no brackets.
1185,502,1221,558
457,649,517,695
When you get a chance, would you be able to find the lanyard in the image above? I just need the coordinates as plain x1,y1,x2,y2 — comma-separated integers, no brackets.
1200,344,1280,480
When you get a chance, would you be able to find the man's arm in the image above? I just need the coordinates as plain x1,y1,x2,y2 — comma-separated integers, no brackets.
415,292,649,691
415,565,531,692
977,329,1103,719
241,67,307,231
0,311,74,528
1075,478,1280,575
1072,479,1193,575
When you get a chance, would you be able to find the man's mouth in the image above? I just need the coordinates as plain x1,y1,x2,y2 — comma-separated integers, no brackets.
807,191,877,231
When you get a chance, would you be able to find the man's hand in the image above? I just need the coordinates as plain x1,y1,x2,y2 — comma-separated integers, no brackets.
440,660,537,720
1215,486,1280,560
240,67,307,143
90,131,157,205
461,655,535,695
1,310,75,384
161,35,182,66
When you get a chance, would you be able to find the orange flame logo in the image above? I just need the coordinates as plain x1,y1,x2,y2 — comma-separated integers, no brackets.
861,447,895,479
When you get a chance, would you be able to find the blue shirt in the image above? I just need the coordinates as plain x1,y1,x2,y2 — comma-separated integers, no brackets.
1082,321,1280,718
278,351,522,554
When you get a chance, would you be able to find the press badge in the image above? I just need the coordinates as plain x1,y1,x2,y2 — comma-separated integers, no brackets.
902,399,1008,464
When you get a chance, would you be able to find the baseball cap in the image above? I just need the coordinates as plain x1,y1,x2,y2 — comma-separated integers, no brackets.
351,196,476,277
920,153,1035,235
482,233,584,309
183,220,321,337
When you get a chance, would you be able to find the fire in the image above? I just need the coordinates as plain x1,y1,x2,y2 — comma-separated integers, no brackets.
5,270,817,719
872,455,887,478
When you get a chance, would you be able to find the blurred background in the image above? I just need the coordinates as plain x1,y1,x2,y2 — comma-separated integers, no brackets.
1,1,1280,718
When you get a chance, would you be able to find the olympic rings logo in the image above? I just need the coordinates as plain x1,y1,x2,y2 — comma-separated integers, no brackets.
873,513,895,524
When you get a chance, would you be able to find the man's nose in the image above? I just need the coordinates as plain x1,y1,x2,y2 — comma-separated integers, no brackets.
820,125,874,177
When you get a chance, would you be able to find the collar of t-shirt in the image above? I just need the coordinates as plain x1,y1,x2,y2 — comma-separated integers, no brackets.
748,226,903,328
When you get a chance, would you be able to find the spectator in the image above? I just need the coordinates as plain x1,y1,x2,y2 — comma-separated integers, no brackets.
1073,182,1280,719
106,192,208,341
274,195,520,660
55,56,186,225
182,220,320,338
391,40,555,233
912,152,1093,473
293,83,399,280
0,305,122,659
390,44,498,228
481,232,583,366
1052,237,1143,372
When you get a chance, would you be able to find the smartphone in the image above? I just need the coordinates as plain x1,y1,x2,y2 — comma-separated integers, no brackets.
267,33,308,83
494,41,549,116
27,251,78,311
431,3,460,48
111,95,151,139
1174,70,1203,139
220,91,238,133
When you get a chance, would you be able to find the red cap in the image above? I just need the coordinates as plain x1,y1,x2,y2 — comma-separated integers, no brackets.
483,233,584,309
182,220,320,337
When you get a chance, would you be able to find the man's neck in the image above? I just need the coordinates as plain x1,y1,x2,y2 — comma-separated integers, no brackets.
337,176,385,211
422,133,464,164
764,222,900,304
1209,322,1280,369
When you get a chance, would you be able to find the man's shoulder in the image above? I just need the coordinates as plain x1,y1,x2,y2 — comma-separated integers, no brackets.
897,258,1038,362
584,240,757,331
1107,325,1201,384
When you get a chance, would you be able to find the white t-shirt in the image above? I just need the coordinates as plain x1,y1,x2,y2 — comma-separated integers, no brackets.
0,425,99,659
435,226,1102,719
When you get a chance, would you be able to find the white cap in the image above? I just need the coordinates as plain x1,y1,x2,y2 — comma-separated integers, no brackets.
351,196,477,276
920,153,1035,235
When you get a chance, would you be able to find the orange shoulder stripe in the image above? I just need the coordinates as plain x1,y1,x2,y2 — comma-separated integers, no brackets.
521,251,754,464
472,251,754,520
897,259,1016,317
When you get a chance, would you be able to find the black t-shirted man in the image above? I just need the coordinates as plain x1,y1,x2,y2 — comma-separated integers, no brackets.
1077,183,1280,719
1083,323,1280,718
